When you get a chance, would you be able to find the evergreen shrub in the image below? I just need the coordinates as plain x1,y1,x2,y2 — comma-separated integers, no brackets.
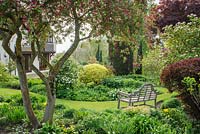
79,64,112,84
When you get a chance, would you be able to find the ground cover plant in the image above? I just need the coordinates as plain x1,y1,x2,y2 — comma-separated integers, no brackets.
4,106,193,134
56,74,154,101
27,74,153,101
0,83,197,133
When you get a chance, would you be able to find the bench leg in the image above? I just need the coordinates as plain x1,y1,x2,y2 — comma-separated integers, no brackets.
132,102,134,106
144,101,146,105
129,101,131,107
154,99,157,109
118,99,120,109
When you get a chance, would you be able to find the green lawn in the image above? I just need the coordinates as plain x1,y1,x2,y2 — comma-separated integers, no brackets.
0,87,177,111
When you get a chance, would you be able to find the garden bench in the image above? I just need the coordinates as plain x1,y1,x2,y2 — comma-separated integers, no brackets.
117,84,157,109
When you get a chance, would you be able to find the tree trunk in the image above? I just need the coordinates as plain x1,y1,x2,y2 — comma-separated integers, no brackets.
42,76,56,124
16,57,40,128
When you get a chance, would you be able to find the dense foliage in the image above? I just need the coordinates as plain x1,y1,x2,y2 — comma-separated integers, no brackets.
0,62,10,83
161,98,181,109
142,46,167,84
160,58,200,119
109,41,133,75
160,58,200,91
27,74,150,101
79,64,111,84
0,104,26,126
54,74,151,101
0,94,46,127
51,54,79,98
161,16,200,64
151,0,200,30
0,62,20,89
60,108,191,134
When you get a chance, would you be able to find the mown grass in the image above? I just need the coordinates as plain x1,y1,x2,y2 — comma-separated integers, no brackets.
0,87,177,111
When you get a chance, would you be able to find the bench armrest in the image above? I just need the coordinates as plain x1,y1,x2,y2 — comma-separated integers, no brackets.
117,91,131,98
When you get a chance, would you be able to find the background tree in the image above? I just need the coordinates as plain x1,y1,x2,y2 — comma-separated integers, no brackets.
0,0,147,128
108,0,149,75
109,41,133,75
161,15,200,64
72,39,108,65
95,44,103,63
151,0,200,30
144,0,200,82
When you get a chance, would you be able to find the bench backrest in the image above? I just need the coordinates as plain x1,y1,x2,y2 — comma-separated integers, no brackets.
137,84,157,101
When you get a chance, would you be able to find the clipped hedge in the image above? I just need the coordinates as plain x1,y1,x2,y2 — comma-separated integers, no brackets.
102,74,148,88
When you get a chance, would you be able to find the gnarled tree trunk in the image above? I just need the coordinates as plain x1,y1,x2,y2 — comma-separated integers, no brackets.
15,31,40,128
16,57,40,128
42,76,56,124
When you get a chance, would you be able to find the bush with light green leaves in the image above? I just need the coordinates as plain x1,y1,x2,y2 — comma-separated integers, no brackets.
161,15,200,64
79,63,112,84
142,46,167,84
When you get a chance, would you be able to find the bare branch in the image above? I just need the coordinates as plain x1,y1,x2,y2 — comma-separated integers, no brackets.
31,65,47,82
51,12,81,76
80,29,94,41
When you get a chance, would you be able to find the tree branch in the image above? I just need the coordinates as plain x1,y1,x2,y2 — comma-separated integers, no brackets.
80,29,94,41
50,8,81,76
35,39,53,70
2,33,16,61
31,64,54,100
79,7,95,19
0,27,12,34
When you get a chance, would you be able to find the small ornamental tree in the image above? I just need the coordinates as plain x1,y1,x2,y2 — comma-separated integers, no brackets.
0,0,148,128
160,58,200,119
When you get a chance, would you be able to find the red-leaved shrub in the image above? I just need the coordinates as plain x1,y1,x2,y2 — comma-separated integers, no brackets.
160,58,200,119
160,58,200,92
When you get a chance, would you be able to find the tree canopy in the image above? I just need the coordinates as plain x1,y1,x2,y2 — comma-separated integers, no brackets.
151,0,200,30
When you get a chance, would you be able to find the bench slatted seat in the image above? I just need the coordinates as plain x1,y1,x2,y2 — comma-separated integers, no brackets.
117,84,157,109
